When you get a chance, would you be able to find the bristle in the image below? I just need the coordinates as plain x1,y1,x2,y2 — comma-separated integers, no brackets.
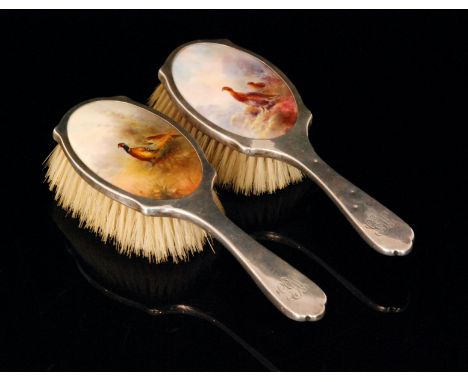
148,84,304,195
45,145,211,263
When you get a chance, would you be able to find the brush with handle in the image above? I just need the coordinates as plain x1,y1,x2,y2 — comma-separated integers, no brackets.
153,39,414,256
46,97,326,321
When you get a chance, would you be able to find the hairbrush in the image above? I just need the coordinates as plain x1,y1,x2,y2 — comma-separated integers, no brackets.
45,96,326,321
155,39,414,256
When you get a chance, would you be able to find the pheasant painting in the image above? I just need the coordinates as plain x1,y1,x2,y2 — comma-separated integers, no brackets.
114,129,201,200
118,132,181,165
222,78,297,138
221,86,278,111
171,42,298,139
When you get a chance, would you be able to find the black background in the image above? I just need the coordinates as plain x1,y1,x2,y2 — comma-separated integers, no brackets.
1,11,466,371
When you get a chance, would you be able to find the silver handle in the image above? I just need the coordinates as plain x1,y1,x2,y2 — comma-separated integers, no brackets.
188,201,327,322
282,142,414,256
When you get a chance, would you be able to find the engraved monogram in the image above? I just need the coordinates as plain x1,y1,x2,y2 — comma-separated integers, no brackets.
276,277,308,301
365,211,395,236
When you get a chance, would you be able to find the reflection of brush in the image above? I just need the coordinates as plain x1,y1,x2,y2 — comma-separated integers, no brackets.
51,205,279,370
51,203,218,303
218,180,314,230
254,231,410,314
149,84,303,195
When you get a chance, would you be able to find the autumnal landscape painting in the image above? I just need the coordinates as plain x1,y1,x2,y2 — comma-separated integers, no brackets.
172,42,298,139
68,100,202,200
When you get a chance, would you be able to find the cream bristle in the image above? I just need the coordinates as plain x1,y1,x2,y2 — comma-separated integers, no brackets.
46,145,215,263
148,84,304,195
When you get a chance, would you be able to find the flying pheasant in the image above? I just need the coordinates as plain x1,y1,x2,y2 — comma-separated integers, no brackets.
222,86,278,110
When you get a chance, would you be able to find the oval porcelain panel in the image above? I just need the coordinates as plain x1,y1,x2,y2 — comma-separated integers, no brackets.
67,100,202,200
172,42,298,139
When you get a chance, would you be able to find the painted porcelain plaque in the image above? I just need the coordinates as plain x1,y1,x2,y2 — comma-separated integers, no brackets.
68,100,202,200
172,42,298,139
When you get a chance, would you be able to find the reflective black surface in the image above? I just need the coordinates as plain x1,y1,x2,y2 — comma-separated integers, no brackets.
1,10,466,370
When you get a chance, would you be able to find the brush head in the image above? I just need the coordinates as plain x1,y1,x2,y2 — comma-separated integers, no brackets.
149,84,304,196
45,145,218,263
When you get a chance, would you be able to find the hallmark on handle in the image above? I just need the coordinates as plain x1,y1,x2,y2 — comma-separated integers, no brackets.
364,210,395,237
275,277,308,301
